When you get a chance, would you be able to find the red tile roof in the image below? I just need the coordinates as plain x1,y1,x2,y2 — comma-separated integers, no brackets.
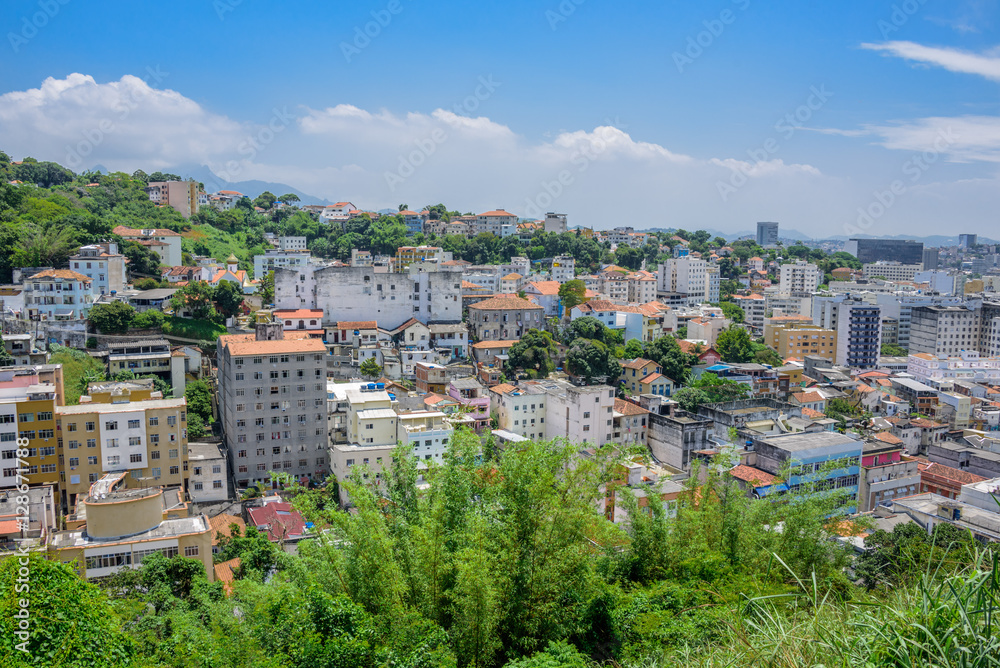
247,502,307,542
30,269,90,281
730,465,776,485
874,431,904,445
214,557,241,596
918,461,988,486
614,398,649,416
621,358,655,370
467,295,541,311
219,334,327,357
208,513,246,546
527,281,561,296
336,321,377,330
471,340,518,349
113,225,181,237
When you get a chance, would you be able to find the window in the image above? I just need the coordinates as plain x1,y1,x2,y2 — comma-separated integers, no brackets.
87,438,96,448
105,420,118,431
238,464,248,473
85,421,95,432
184,545,199,557
151,450,160,460
169,449,178,459
105,438,119,448
68,440,79,449
69,457,79,467
213,480,223,489
128,419,140,429
38,429,53,439
167,416,176,426
150,434,159,444
87,456,98,465
129,453,143,463
18,413,33,422
149,417,158,426
67,422,78,432
128,437,141,446
238,449,247,458
169,466,179,475
37,411,52,421
107,455,121,466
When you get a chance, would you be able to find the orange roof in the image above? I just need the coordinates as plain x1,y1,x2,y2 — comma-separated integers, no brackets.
527,281,561,296
208,513,246,545
219,335,327,356
479,210,516,217
614,398,649,416
31,269,91,281
489,383,518,395
621,358,655,370
730,465,776,485
462,280,484,289
910,418,945,429
501,273,522,280
336,321,377,330
471,340,518,349
214,557,241,596
468,295,541,311
911,353,936,360
855,383,876,394
113,225,181,237
918,461,987,486
792,391,825,404
874,432,904,445
0,518,20,535
801,407,826,419
639,372,666,385
274,309,324,319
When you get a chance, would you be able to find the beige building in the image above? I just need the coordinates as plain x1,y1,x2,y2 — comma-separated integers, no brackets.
57,389,189,510
146,180,199,219
49,478,213,581
776,325,837,361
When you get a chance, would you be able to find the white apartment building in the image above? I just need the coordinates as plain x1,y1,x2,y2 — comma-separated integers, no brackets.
187,442,228,503
112,226,183,267
705,265,721,304
23,269,95,321
70,243,127,296
909,305,981,357
778,261,821,295
733,294,767,332
489,379,616,446
544,213,567,234
906,351,1000,385
550,255,575,283
658,258,707,306
863,262,923,282
253,249,313,280
319,202,357,224
490,383,548,440
629,271,657,304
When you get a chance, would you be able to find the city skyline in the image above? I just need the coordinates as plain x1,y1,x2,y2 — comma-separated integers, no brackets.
1,0,999,234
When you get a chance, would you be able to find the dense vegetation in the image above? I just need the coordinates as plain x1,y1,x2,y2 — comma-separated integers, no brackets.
3,433,997,667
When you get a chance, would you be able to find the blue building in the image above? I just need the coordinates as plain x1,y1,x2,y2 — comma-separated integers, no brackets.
732,431,863,508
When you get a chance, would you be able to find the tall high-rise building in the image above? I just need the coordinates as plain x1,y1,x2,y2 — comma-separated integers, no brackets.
217,324,330,489
922,248,939,271
757,221,779,247
778,260,821,296
959,234,978,249
845,238,923,265
658,258,707,306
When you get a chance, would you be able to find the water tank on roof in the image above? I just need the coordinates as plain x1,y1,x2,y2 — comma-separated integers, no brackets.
388,393,396,400
376,383,385,390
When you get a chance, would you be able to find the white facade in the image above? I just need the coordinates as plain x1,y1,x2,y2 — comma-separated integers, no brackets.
907,350,1000,385
253,249,313,280
70,243,127,296
551,255,575,283
779,261,821,295
863,262,922,282
658,258,707,305
23,270,95,321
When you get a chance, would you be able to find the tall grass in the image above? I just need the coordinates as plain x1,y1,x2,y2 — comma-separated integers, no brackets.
638,549,1000,668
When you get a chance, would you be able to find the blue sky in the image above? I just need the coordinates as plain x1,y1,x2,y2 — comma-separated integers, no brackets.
2,0,999,236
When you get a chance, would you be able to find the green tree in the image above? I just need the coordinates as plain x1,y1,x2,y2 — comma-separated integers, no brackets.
643,336,697,385
213,281,244,319
171,281,216,320
557,279,586,312
881,343,907,356
718,301,745,323
258,271,274,303
88,301,136,334
715,325,754,363
0,553,135,666
566,338,621,384
508,328,558,378
253,191,277,210
671,373,751,412
277,193,300,205
623,338,644,359
360,357,382,380
121,240,162,276
184,379,213,423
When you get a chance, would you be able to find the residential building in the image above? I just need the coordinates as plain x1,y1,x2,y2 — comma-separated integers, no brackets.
570,300,646,343
274,264,464,329
56,391,189,509
396,245,451,269
746,431,863,505
104,339,186,393
474,209,518,237
248,501,310,544
253,248,313,280
70,243,127,296
612,398,649,446
778,260,821,295
959,234,978,249
619,359,670,396
857,436,921,512
544,212,567,234
815,297,881,367
216,325,330,489
658,258,707,305
862,261,922,282
397,411,453,465
776,326,837,361
922,248,940,271
112,226,183,267
187,442,228,503
907,350,1000,385
733,294,767,332
910,305,981,357
756,221,779,247
523,281,562,317
490,383,548,440
889,493,1000,543
0,381,58,493
48,481,213,580
550,255,576,283
146,180,199,218
467,294,544,342
544,381,616,446
23,269,95,321
397,210,425,235
845,238,924,265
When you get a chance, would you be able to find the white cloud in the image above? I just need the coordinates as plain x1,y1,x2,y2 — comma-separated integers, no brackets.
860,41,1000,81
0,73,247,171
2,73,998,236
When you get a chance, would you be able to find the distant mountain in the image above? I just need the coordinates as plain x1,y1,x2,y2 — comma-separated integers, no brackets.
167,164,332,206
